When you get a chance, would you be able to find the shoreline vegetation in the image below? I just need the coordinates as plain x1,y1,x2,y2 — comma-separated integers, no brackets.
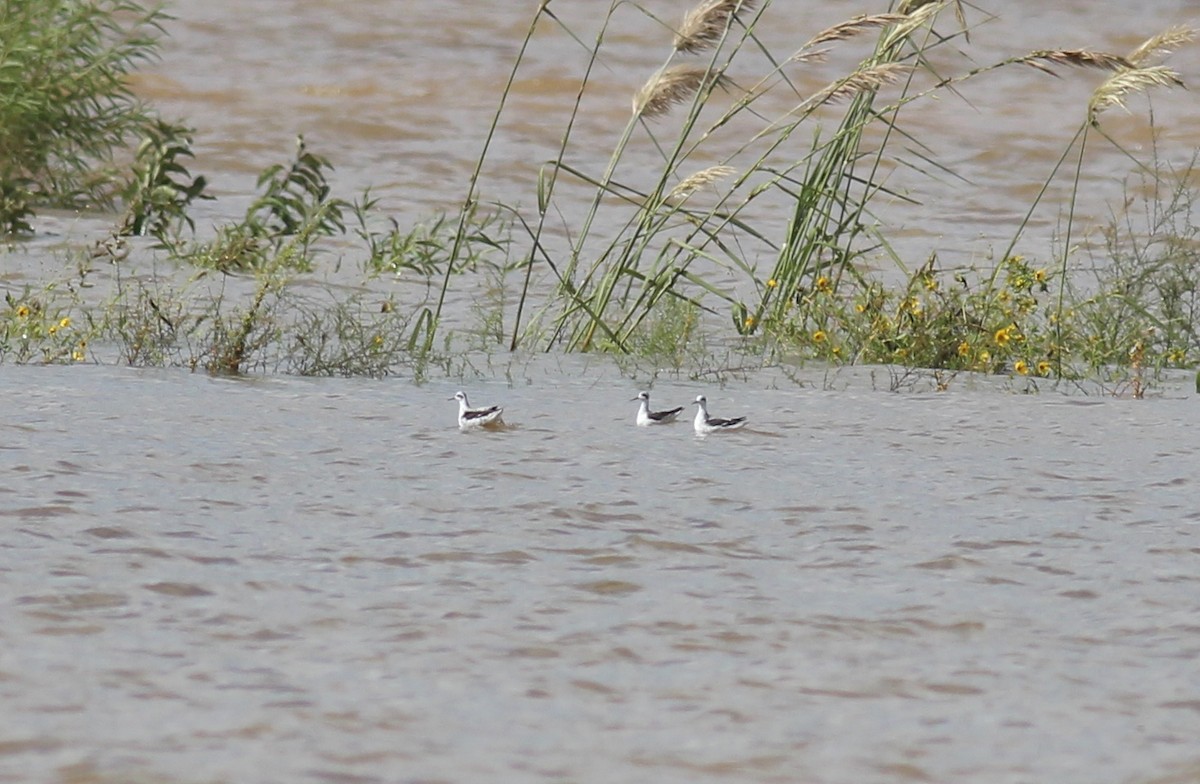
2,0,1198,395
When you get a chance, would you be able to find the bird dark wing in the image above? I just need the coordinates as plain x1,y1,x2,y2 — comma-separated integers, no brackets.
709,416,746,427
649,406,684,421
462,406,502,421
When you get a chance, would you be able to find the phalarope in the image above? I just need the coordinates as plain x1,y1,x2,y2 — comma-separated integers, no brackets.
632,391,683,426
692,394,746,434
451,391,504,430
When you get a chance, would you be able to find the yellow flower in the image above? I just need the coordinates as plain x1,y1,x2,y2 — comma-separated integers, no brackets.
48,325,58,335
1033,269,1047,284
900,296,922,316
744,316,755,328
72,349,85,362
1036,360,1052,376
815,276,832,294
923,275,938,292
855,302,867,314
1014,360,1029,376
767,278,778,289
812,330,827,343
831,345,842,357
993,327,1011,346
978,350,991,365
59,317,71,329
373,334,383,346
957,341,970,357
1006,254,1025,266
16,305,30,318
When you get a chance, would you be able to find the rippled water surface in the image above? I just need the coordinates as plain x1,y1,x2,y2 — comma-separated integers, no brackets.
3,364,1199,783
128,0,1200,259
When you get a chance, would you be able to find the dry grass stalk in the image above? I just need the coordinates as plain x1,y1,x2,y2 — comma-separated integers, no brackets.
667,164,737,202
674,0,758,54
633,64,727,119
808,63,912,107
1020,49,1132,77
1089,65,1185,121
1126,25,1197,66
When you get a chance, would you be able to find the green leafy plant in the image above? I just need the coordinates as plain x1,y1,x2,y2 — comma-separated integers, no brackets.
354,195,510,277
182,137,349,273
0,0,167,233
119,119,210,241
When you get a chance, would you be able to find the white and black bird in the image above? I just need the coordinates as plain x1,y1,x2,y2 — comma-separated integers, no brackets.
452,391,504,430
692,394,746,434
631,391,683,426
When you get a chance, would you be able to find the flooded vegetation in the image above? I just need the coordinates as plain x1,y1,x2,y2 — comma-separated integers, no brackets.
2,0,1199,393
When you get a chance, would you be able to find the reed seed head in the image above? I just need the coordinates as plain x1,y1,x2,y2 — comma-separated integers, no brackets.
633,64,728,119
896,0,940,11
667,165,737,202
1126,25,1197,67
674,0,758,54
1020,49,1132,77
1089,65,1186,122
803,14,909,48
809,62,911,107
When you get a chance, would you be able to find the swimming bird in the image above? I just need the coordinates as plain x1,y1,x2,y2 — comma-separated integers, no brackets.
692,394,746,434
632,391,684,426
451,391,504,430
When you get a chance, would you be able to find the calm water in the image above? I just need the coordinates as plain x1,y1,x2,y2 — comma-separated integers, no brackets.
2,363,1199,783
5,1,1200,782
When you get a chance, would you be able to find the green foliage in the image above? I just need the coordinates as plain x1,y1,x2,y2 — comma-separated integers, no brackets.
181,137,349,273
0,0,166,232
1069,164,1200,373
283,295,416,377
120,119,210,240
1,291,89,364
354,197,510,277
248,137,346,239
772,255,1062,378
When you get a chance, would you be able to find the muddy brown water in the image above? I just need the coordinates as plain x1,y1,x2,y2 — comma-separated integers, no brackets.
4,362,1200,784
4,2,1200,783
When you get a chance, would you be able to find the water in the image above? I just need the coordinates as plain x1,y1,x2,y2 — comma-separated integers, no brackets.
3,364,1199,783
127,0,1200,260
5,1,1200,781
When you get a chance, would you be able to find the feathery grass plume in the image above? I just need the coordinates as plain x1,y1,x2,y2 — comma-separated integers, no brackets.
633,64,728,119
1020,49,1132,77
667,165,737,202
880,2,943,49
1088,65,1186,122
674,0,758,54
787,48,830,65
803,14,909,48
1126,25,1197,67
808,63,912,107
